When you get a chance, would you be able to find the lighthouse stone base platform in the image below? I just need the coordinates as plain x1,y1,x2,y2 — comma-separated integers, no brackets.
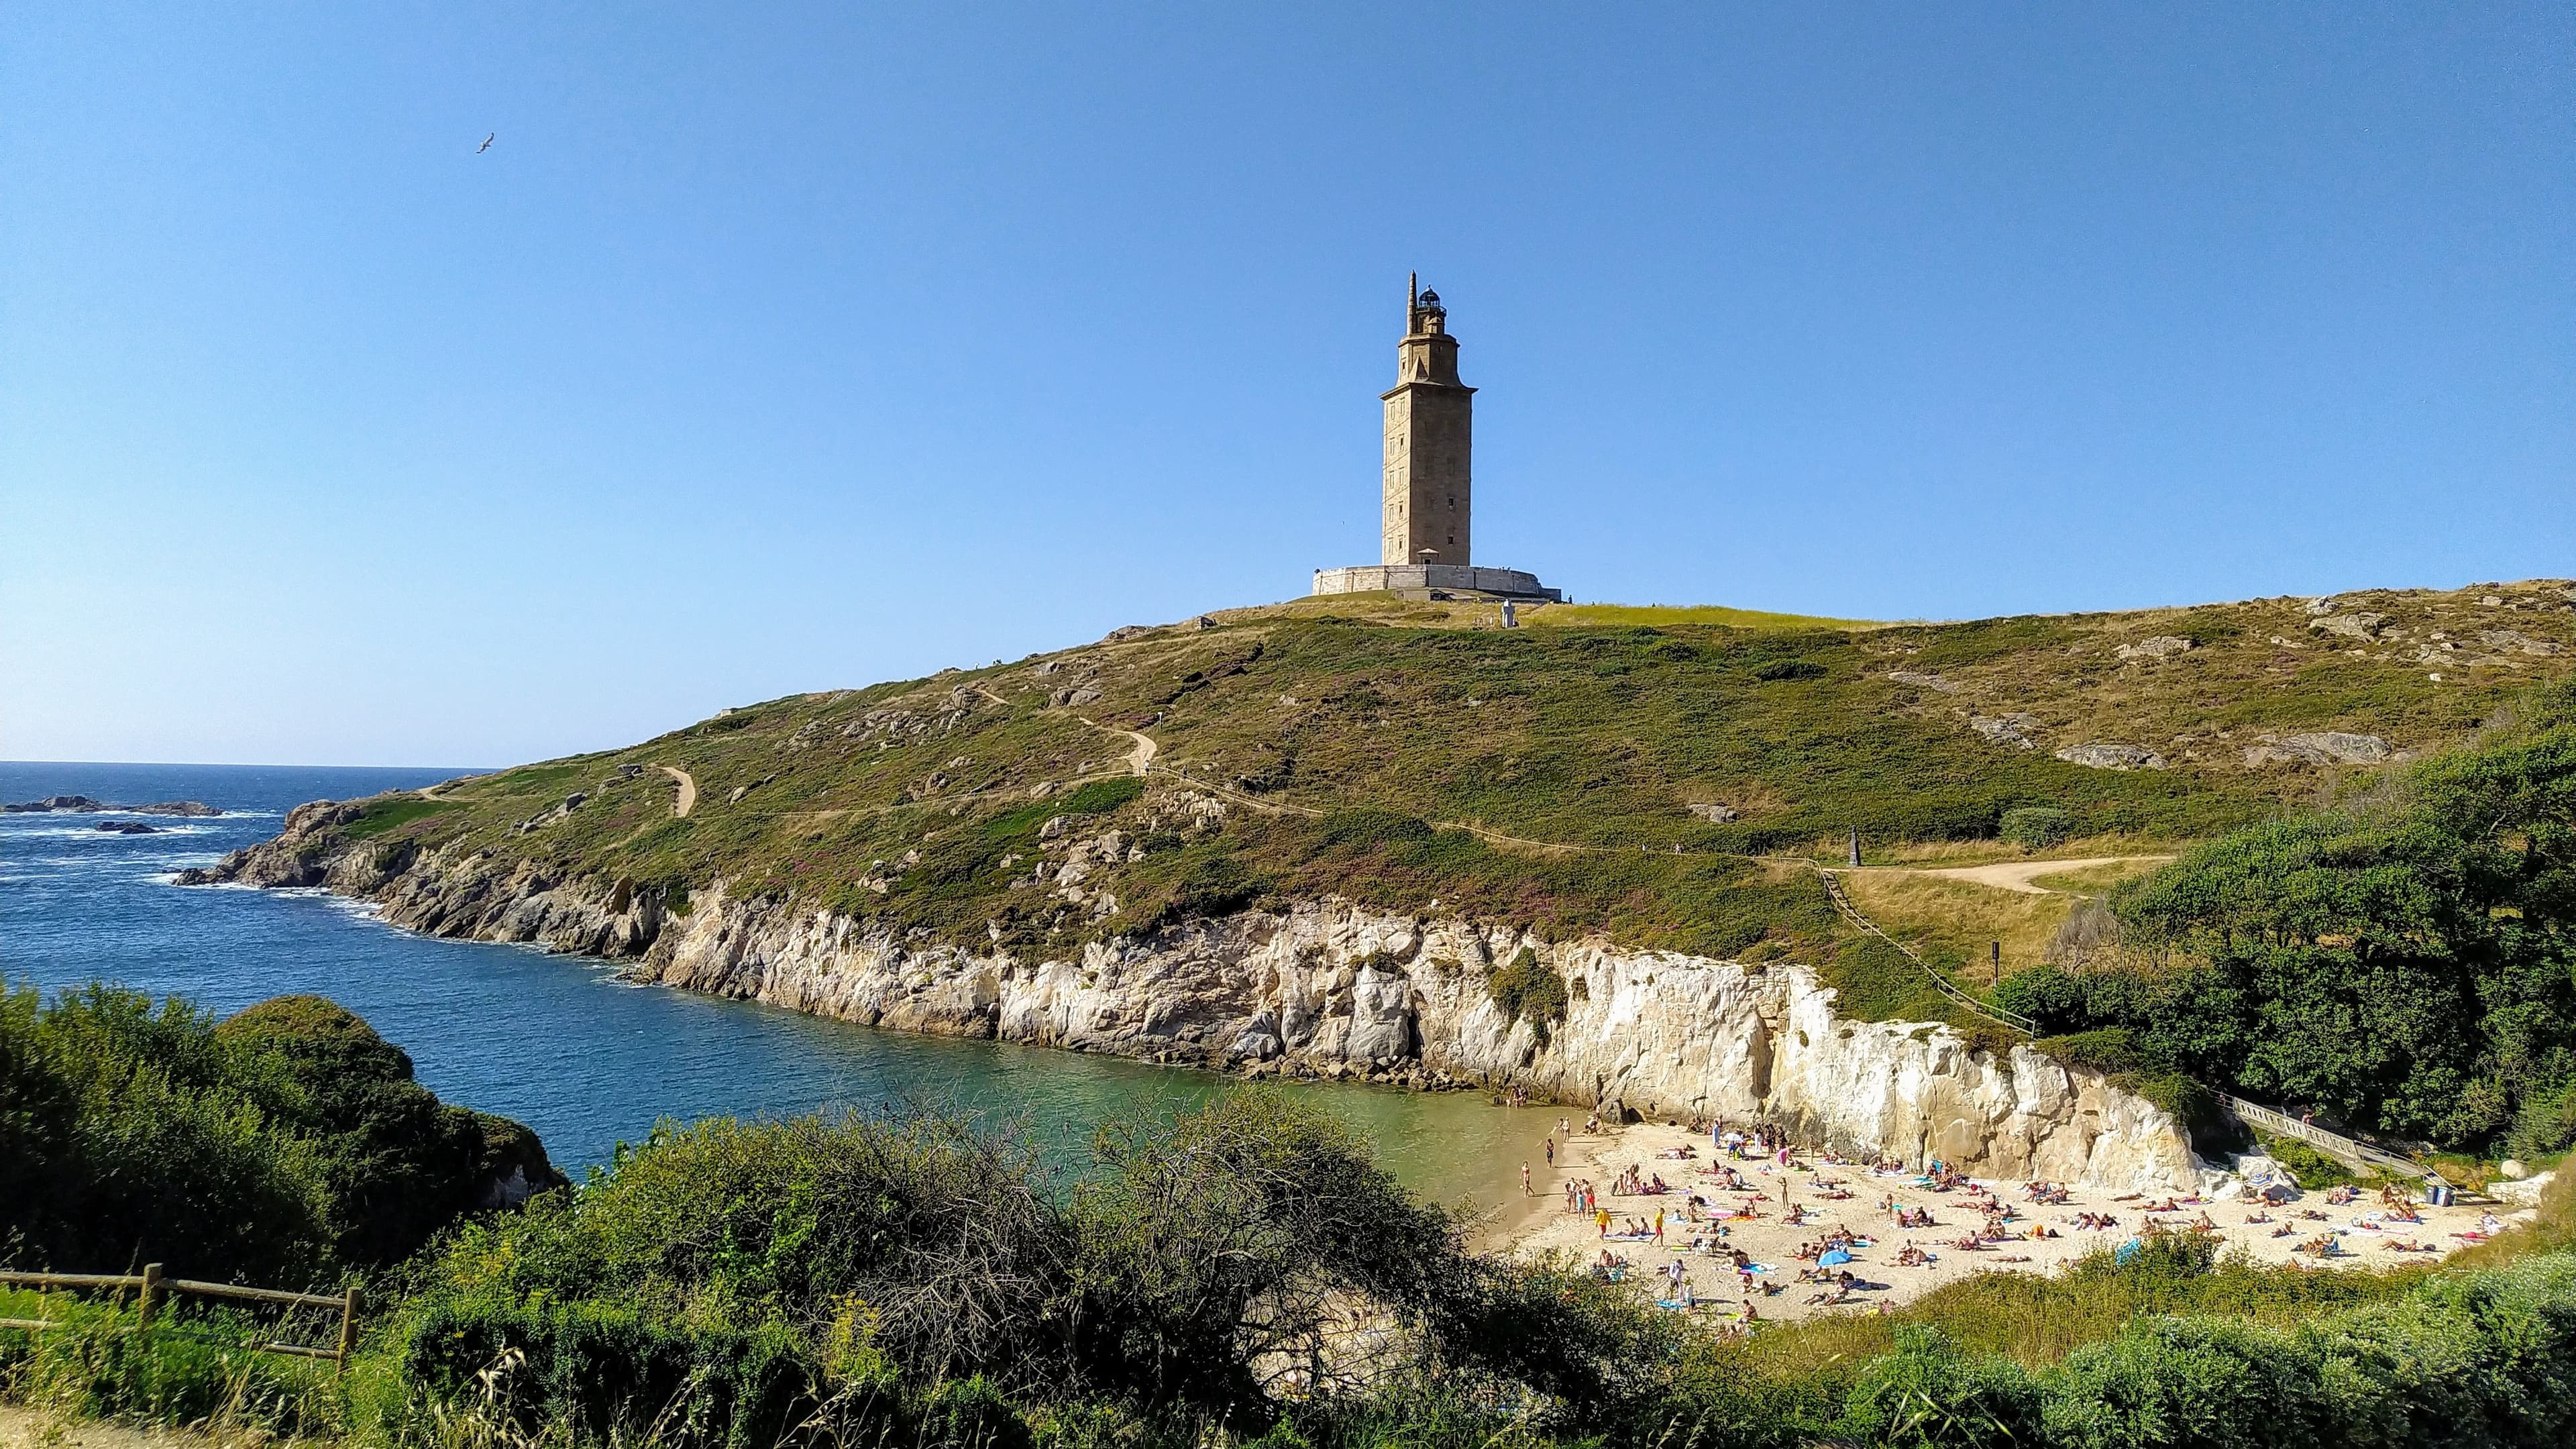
1312,564,1562,601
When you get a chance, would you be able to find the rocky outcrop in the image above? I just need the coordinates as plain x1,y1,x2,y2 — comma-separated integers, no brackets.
186,808,2200,1190
5,796,221,816
2242,731,2393,768
176,800,362,886
1970,713,2039,749
2309,611,2388,641
2114,636,2194,661
2053,742,2167,771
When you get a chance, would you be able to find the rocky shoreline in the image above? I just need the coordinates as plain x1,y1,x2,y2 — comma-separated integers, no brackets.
7,794,223,816
183,800,2200,1189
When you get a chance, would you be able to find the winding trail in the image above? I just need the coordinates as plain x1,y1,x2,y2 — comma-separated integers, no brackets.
1886,855,2174,896
660,765,697,818
1085,718,1159,777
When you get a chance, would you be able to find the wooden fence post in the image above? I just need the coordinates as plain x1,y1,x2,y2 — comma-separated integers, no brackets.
336,1285,361,1374
137,1264,162,1328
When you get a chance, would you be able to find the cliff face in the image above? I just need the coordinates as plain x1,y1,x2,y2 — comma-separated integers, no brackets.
187,808,2196,1189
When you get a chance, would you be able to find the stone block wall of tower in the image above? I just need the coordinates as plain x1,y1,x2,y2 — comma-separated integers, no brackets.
1379,284,1477,569
1381,390,1473,566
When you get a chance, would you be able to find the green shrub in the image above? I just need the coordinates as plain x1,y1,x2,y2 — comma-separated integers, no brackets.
1751,659,1826,682
2057,688,2576,1150
0,985,555,1282
2042,1315,2332,1448
2258,1132,2359,1190
1832,1327,2042,1446
2000,806,2074,849
0,1290,344,1436
1486,950,1569,1042
2509,1081,2576,1163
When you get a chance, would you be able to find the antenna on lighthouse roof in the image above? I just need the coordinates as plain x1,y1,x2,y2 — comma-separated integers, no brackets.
1409,272,1417,318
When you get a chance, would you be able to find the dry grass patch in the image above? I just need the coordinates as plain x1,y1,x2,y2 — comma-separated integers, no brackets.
1840,869,2076,978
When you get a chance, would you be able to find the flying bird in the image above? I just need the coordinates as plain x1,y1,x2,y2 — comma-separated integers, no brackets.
477,133,494,154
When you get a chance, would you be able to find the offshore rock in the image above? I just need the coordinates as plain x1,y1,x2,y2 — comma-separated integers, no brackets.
189,814,2196,1189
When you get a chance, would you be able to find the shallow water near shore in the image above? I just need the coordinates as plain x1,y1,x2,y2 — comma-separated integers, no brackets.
0,761,1550,1208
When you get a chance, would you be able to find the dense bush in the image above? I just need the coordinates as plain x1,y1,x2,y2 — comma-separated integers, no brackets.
0,985,558,1283
1750,659,1826,682
25,1060,2576,1449
1998,681,2576,1150
1485,949,1569,1042
2002,806,2076,849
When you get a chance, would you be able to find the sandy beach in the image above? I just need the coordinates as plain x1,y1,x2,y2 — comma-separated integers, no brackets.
1483,1116,2526,1324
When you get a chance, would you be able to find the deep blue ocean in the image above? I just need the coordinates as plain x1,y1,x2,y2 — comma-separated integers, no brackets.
0,761,1542,1201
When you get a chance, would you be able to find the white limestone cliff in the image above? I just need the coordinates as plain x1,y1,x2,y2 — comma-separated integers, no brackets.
190,813,2199,1189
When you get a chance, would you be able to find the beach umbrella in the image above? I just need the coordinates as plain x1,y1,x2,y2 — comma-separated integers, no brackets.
1819,1248,1853,1267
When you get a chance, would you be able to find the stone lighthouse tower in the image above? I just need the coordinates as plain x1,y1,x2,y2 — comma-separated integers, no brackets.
1381,274,1475,567
1311,276,1558,601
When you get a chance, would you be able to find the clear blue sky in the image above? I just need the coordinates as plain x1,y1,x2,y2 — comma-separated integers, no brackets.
5,5,2569,766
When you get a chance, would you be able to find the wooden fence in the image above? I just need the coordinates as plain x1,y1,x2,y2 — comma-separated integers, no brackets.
0,1265,360,1372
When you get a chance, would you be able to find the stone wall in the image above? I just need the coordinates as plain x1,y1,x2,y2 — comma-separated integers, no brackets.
1312,564,1561,600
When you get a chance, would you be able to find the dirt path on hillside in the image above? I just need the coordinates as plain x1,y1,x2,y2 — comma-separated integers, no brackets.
1080,718,1159,777
660,765,697,818
1888,856,2173,895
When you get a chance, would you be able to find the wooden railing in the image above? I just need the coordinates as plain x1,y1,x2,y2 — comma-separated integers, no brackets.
2220,1094,2447,1188
0,1264,360,1371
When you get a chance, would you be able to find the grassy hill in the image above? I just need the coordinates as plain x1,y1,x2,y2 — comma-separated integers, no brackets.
327,578,2573,1026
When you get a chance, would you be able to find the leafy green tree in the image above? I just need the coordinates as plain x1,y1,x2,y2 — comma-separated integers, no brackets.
2024,682,2576,1146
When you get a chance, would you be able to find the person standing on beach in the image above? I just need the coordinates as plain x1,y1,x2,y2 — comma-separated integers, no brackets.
1654,1207,1666,1244
1522,1163,1532,1195
1545,1137,1556,1168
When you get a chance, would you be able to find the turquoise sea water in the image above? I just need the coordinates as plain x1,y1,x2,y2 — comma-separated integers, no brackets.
0,761,1548,1208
